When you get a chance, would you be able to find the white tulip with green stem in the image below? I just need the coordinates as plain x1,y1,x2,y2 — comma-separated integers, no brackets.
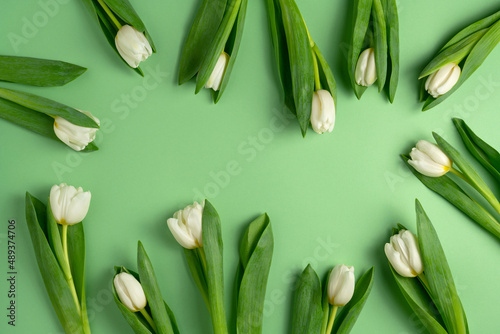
385,200,469,334
25,184,92,333
403,123,500,240
79,0,156,75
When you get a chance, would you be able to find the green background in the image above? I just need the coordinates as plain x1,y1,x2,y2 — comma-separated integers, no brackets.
1,0,500,333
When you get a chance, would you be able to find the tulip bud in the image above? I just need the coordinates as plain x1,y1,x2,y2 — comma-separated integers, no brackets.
167,201,204,249
205,52,230,91
327,264,355,307
408,140,452,177
53,110,100,152
425,63,461,98
49,183,91,225
310,90,335,134
384,230,423,278
114,272,147,312
355,48,377,87
115,25,153,68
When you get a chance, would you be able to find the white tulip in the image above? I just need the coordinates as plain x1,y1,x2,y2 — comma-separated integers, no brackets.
311,90,335,134
53,110,100,152
115,25,152,68
114,272,147,312
49,183,91,225
205,52,230,91
167,201,204,249
425,63,461,98
355,48,377,87
408,140,452,177
327,264,355,307
384,230,423,278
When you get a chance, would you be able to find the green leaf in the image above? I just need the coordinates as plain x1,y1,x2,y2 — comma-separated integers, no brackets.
0,88,99,128
402,155,500,240
0,56,86,87
184,248,210,309
25,193,84,334
214,0,248,103
433,132,500,210
372,0,387,92
178,0,227,84
202,200,229,334
196,0,242,93
386,0,399,102
442,10,500,49
334,267,375,334
237,214,274,334
68,222,90,332
112,267,155,334
389,264,447,334
291,265,323,334
348,0,372,99
453,118,500,184
278,0,314,136
137,241,175,334
419,29,487,79
415,200,468,334
320,270,331,334
265,0,296,115
313,45,337,105
423,19,500,110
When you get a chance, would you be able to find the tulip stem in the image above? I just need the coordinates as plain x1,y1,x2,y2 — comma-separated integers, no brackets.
97,0,122,30
62,225,82,315
312,52,321,90
450,167,500,215
140,308,157,333
325,306,338,334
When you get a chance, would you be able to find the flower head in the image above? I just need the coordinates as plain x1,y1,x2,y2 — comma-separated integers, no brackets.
205,52,230,91
311,90,335,134
113,272,147,312
53,110,100,151
355,48,377,87
408,140,452,177
327,264,355,306
167,201,204,249
425,63,461,98
385,229,423,277
115,25,152,68
49,183,91,225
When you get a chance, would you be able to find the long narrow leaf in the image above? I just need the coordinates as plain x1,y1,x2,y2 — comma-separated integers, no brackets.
25,193,84,334
291,265,323,334
202,200,229,333
214,0,248,103
0,88,98,128
348,0,372,99
416,200,468,334
443,10,500,49
389,265,447,334
334,267,375,334
237,214,274,334
178,0,227,84
313,45,337,105
402,156,500,239
196,0,242,93
372,0,387,92
279,0,314,136
453,118,500,184
67,223,87,317
386,0,399,102
0,56,86,87
184,248,210,309
46,202,71,280
137,242,175,334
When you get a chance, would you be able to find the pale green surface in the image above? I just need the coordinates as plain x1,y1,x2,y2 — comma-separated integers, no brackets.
1,0,500,333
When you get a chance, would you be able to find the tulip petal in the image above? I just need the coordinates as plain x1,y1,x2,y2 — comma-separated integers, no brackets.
416,140,452,167
384,243,415,277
